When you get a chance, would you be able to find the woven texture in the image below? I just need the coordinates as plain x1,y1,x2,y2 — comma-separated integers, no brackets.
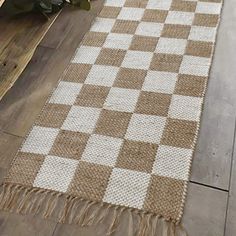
4,0,223,223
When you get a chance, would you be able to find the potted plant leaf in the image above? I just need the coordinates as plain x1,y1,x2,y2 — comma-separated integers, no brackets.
0,0,90,17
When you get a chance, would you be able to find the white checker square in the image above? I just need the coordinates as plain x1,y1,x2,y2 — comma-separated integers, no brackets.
81,134,123,167
104,87,140,112
125,114,166,144
165,11,194,25
72,46,101,64
196,2,222,15
21,126,59,155
155,38,187,55
152,145,192,180
103,168,151,209
142,71,177,94
168,95,203,121
147,0,172,10
104,0,125,7
33,156,78,192
180,55,211,76
121,50,153,70
62,106,101,133
85,65,119,87
117,7,144,21
135,22,164,37
49,81,82,105
103,33,133,50
90,17,115,33
189,26,216,42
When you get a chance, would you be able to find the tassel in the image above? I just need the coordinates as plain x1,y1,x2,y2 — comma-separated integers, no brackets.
0,183,188,236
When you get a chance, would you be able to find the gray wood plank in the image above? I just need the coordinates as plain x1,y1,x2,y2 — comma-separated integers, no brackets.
0,1,104,138
0,12,59,100
0,211,56,236
225,119,236,236
0,167,6,183
0,46,55,137
183,183,228,236
0,132,23,168
191,0,236,190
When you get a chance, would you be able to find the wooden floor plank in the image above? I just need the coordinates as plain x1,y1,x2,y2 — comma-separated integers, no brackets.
0,132,23,168
225,119,236,236
183,183,228,236
0,1,104,138
0,211,56,236
0,46,55,137
0,167,6,183
0,12,59,100
191,0,236,190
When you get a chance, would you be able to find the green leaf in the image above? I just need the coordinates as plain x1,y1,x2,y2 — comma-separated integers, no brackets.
79,0,90,10
1,0,90,16
1,0,34,15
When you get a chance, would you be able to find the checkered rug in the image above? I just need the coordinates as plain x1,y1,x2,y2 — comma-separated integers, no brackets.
0,0,223,235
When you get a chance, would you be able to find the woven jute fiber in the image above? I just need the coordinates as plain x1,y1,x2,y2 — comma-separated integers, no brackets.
0,0,223,235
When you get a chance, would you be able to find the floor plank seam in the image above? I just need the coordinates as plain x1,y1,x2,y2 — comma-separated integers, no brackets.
2,131,24,138
189,181,229,192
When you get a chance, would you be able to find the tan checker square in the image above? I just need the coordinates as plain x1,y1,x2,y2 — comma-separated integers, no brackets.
116,140,158,173
68,161,112,201
186,40,213,58
75,85,110,108
129,35,159,52
135,91,172,116
112,20,139,34
150,53,183,73
62,64,92,83
124,0,148,8
142,9,168,23
99,6,121,18
174,74,207,97
35,103,71,128
170,0,197,12
95,48,126,67
193,13,219,27
5,152,44,185
143,175,185,219
50,130,89,160
161,24,191,39
81,32,108,47
95,110,132,138
161,118,197,149
113,68,147,89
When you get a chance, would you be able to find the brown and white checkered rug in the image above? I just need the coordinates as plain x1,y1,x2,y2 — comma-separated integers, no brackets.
0,0,223,235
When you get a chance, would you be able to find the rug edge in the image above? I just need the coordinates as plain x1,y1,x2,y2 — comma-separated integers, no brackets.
0,182,187,236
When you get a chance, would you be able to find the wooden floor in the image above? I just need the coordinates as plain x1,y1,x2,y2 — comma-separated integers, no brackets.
0,0,236,235
0,10,59,100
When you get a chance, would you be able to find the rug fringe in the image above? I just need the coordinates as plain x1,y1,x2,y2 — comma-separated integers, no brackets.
0,183,188,236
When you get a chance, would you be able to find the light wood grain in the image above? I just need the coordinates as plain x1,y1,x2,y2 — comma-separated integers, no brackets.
0,0,4,7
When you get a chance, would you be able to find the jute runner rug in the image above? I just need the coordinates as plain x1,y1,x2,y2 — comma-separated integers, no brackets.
0,0,223,235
